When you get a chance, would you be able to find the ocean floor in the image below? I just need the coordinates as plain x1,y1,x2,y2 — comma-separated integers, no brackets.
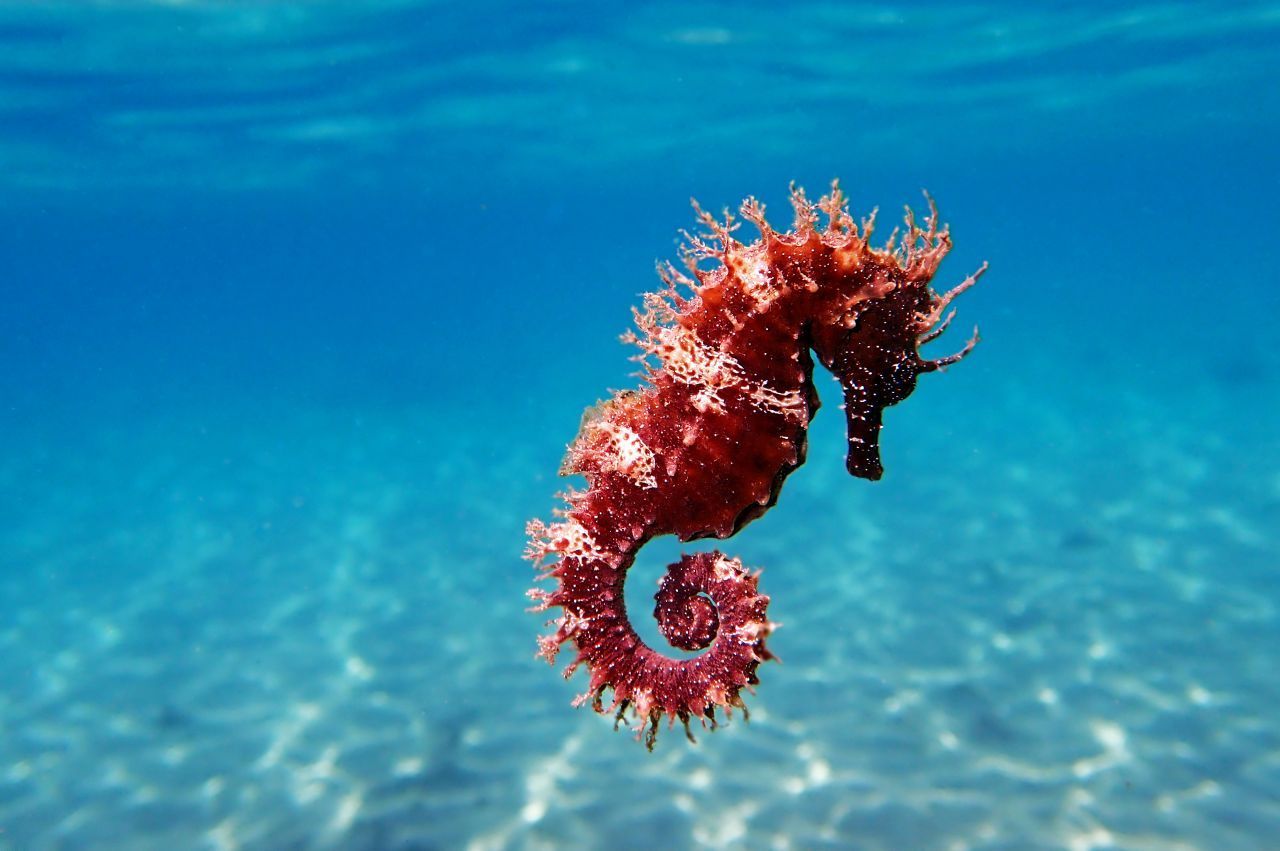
1,339,1277,850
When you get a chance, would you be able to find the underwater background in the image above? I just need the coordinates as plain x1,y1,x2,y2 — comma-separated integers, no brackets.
2,2,1278,849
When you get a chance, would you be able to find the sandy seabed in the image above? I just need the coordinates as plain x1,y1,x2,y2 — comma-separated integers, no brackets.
1,349,1276,850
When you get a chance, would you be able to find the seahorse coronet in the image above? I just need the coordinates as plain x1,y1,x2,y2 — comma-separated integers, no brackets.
527,181,981,749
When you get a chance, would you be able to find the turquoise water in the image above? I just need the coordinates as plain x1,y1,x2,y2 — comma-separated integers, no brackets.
2,3,1278,849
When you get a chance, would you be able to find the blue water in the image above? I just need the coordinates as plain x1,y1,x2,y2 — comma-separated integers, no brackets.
2,3,1278,849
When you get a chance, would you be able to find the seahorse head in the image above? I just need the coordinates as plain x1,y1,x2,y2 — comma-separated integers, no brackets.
807,284,931,480
806,255,981,482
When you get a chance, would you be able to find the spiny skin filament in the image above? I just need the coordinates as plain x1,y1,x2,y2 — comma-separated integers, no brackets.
526,182,981,749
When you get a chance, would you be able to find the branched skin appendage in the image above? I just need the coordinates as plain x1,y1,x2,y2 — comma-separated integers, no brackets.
526,182,983,749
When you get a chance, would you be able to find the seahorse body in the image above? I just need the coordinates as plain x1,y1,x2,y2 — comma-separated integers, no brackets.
526,183,982,748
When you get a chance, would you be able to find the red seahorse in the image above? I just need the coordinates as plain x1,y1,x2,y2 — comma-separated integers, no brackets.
526,182,982,749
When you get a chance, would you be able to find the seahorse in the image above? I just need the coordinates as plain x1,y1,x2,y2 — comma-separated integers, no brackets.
526,182,982,749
